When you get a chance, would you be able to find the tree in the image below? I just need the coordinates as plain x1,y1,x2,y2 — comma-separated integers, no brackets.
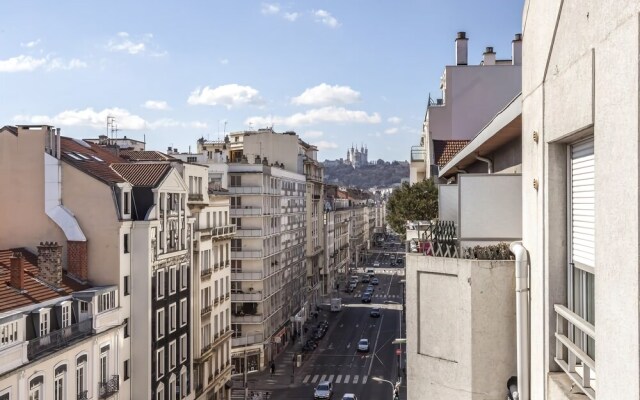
386,179,438,236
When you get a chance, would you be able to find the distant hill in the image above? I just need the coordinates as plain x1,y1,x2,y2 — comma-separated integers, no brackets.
323,160,409,189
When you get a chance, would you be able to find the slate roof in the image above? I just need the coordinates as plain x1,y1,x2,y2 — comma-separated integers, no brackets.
119,150,175,162
433,140,471,167
111,163,172,187
60,137,127,184
0,249,89,313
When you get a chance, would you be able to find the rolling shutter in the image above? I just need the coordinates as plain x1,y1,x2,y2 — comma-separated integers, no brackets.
570,138,595,268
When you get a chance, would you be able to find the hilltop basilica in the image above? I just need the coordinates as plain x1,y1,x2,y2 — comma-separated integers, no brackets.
346,143,368,168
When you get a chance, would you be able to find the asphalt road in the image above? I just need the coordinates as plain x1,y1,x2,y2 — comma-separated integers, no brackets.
267,268,405,400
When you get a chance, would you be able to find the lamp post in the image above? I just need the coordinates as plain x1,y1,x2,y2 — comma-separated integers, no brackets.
372,377,399,400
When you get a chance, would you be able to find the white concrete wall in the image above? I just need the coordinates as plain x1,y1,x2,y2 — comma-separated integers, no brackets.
523,2,640,399
406,254,516,400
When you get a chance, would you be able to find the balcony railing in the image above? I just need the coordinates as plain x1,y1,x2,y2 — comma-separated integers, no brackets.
201,268,212,278
235,228,263,237
99,375,119,398
231,292,263,301
201,305,212,316
554,304,596,400
228,186,264,194
212,225,236,240
188,193,204,202
28,319,93,360
231,272,263,281
230,207,262,216
232,333,264,347
231,250,263,259
411,145,426,162
232,314,263,324
77,390,89,400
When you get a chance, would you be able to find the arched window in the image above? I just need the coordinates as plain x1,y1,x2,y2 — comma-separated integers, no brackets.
168,374,177,400
76,353,88,399
156,382,165,400
54,363,67,400
28,373,44,400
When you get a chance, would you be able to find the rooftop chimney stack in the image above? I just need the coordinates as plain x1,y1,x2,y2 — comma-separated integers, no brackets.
68,241,89,283
37,242,63,287
483,46,496,66
10,251,25,292
512,33,522,66
455,32,468,66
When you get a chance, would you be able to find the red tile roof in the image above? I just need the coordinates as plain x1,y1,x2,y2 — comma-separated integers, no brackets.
111,163,172,187
0,249,89,313
119,150,175,161
433,140,471,167
60,137,127,184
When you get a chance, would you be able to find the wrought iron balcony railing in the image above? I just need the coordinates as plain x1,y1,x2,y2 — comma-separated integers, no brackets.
99,375,119,398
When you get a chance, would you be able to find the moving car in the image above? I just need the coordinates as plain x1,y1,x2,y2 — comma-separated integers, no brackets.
314,381,333,399
371,277,379,285
361,293,372,303
367,284,374,292
342,394,358,400
357,338,370,352
370,307,381,318
373,261,380,267
361,275,370,283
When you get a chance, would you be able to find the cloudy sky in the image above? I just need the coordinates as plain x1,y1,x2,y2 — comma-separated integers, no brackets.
1,1,523,161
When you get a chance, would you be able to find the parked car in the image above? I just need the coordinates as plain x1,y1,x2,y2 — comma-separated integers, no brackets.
371,277,379,285
342,394,358,400
367,284,374,292
373,261,380,267
314,381,333,399
362,293,372,303
370,307,381,318
361,275,370,283
357,338,369,352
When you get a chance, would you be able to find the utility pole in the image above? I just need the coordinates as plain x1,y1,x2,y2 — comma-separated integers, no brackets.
243,351,248,400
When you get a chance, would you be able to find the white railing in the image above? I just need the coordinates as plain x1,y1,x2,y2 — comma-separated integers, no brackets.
231,250,263,259
554,304,596,400
230,207,262,216
228,186,263,194
231,272,263,280
232,315,263,324
232,333,264,347
235,229,263,237
232,292,263,301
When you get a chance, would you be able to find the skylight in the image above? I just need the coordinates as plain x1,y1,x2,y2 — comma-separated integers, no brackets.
65,152,82,161
91,155,104,162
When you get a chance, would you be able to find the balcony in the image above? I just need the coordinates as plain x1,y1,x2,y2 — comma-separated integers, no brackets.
201,268,212,278
232,333,264,347
235,228,263,238
231,292,263,302
231,206,262,216
232,314,263,324
98,375,119,398
188,193,205,203
201,305,212,316
231,271,263,281
212,225,236,240
411,145,426,163
28,319,93,360
228,186,264,195
77,391,89,400
554,304,596,399
232,250,263,259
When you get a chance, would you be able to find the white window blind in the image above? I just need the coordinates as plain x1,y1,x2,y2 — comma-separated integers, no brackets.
571,137,595,268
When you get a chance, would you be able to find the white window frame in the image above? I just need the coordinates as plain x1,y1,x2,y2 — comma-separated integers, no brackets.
169,374,177,400
61,304,71,328
39,310,49,337
54,368,65,400
157,348,165,380
180,298,188,327
169,303,177,333
0,388,10,400
157,269,166,300
180,334,187,363
76,360,87,398
169,340,177,371
169,266,177,295
180,264,188,291
100,348,109,384
156,383,164,400
180,366,188,398
28,378,42,400
157,308,166,339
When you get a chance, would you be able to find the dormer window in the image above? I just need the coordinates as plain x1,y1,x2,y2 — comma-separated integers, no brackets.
97,290,117,313
123,191,130,216
39,310,49,337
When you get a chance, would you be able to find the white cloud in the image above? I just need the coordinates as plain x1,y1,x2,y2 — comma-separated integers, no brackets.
302,130,324,139
292,83,360,106
0,55,86,72
106,32,165,56
283,12,299,21
314,10,340,28
21,39,41,48
0,55,47,72
143,100,171,110
188,84,263,109
245,106,381,128
14,107,207,131
313,141,338,150
387,116,402,124
261,3,280,14
219,58,229,65
384,127,399,135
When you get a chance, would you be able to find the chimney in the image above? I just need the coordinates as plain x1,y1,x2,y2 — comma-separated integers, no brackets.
10,251,25,291
483,46,496,66
37,242,63,287
455,32,469,66
512,33,522,66
68,241,89,283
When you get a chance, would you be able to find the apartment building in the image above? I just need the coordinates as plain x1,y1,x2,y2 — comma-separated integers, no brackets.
410,32,522,183
0,248,121,400
521,3,640,399
323,194,352,296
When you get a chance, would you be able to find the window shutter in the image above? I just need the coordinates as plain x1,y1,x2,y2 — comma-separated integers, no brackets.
570,138,595,268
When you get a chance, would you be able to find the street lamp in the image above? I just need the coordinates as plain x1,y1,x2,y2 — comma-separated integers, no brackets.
372,377,399,400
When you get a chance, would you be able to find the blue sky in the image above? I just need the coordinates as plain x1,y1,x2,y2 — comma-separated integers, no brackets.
1,1,524,161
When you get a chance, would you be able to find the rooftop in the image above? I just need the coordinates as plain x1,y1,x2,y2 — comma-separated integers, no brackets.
60,137,127,184
111,162,172,187
119,150,176,162
433,140,471,168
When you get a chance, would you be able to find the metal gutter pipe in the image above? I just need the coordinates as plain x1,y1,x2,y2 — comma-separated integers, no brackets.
510,241,529,400
475,154,493,173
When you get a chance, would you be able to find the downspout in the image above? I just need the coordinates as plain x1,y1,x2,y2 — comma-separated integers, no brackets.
475,154,493,173
509,241,529,400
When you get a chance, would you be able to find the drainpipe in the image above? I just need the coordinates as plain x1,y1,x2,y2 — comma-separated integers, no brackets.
509,241,529,400
475,154,493,173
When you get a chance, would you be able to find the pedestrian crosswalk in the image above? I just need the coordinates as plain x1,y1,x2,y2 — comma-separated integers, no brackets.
353,293,402,298
302,374,370,385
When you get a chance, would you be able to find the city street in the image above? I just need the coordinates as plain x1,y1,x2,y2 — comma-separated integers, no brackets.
254,267,406,400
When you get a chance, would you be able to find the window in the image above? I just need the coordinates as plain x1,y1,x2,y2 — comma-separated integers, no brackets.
169,375,177,400
76,356,87,398
61,304,71,328
124,318,130,338
0,320,19,347
230,175,241,187
157,308,166,339
157,269,166,299
169,340,177,370
156,383,164,400
180,334,187,362
180,299,188,327
169,303,177,333
124,191,130,215
100,346,109,384
0,389,9,400
156,348,165,379
98,291,116,313
180,264,188,291
169,267,177,294
124,359,130,381
29,376,43,400
124,234,130,254
54,365,66,400
201,324,211,350
39,311,49,337
124,275,130,296
180,367,188,397
80,301,89,314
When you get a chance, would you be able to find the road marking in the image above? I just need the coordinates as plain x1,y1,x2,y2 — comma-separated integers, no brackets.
336,375,342,383
353,375,359,384
328,374,334,383
311,375,319,383
320,374,327,382
362,375,368,384
344,375,350,384
368,314,385,376
346,343,350,349
303,375,311,383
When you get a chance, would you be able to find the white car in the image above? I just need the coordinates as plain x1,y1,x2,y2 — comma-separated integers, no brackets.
342,394,358,400
314,381,333,399
373,261,380,267
357,338,369,352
